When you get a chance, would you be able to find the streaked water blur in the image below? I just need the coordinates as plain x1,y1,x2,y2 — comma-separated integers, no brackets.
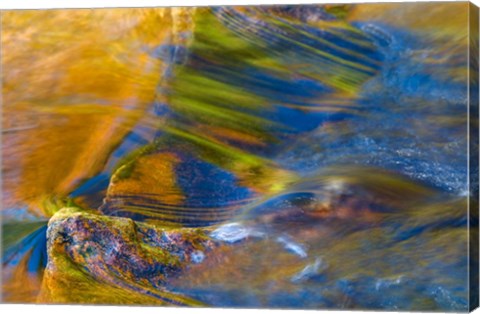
1,3,476,311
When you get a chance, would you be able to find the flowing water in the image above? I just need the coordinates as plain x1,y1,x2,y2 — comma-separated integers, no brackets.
1,3,477,311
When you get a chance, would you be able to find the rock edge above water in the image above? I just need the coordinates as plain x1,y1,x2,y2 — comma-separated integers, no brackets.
38,207,215,305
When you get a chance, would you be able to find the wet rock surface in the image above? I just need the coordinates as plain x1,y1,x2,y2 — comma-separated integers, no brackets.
39,207,215,305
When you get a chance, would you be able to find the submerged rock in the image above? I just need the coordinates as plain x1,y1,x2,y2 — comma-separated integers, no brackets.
39,207,215,305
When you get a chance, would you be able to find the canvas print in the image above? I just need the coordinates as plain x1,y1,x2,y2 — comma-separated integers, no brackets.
1,1,479,311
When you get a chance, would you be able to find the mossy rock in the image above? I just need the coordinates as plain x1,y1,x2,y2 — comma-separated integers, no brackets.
39,208,214,305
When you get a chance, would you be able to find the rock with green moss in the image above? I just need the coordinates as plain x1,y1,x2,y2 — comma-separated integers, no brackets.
39,207,214,305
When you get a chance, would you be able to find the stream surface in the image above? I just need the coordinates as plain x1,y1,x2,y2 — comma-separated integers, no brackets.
1,3,477,311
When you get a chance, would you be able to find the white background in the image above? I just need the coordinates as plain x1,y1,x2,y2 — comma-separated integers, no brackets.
0,0,479,313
